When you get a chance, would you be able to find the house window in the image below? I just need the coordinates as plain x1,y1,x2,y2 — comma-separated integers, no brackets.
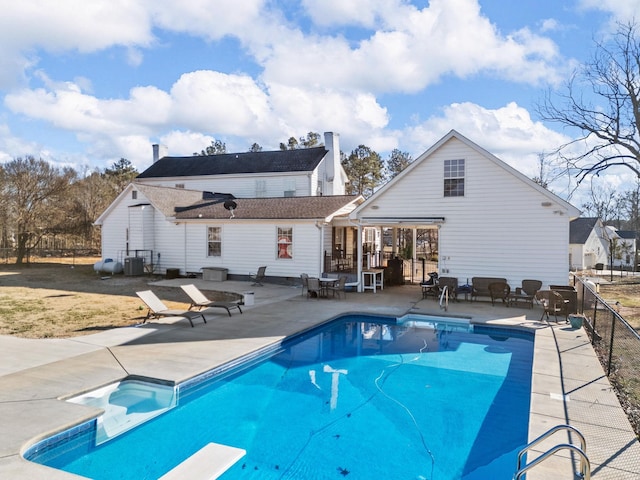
444,159,465,197
132,191,137,200
207,226,221,257
277,227,293,259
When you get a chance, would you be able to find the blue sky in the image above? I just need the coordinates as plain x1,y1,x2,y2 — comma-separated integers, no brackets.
1,0,639,208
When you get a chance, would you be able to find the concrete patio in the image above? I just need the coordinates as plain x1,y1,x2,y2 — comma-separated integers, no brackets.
0,279,638,479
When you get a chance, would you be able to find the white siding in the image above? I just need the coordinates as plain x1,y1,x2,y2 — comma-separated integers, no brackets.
356,137,575,287
172,221,325,278
138,172,313,198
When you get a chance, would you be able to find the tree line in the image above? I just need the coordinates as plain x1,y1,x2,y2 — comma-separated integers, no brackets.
0,158,137,264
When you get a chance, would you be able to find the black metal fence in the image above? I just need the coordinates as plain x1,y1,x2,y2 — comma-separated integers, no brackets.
572,275,640,433
0,248,99,264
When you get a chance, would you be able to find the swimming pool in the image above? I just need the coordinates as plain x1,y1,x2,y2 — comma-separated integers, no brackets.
26,314,534,479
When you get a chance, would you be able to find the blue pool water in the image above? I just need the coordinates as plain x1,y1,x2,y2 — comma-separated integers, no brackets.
27,314,534,479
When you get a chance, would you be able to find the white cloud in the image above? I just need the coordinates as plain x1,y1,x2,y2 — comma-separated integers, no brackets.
261,0,566,94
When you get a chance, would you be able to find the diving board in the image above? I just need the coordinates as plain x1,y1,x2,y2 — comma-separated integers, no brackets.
159,442,246,480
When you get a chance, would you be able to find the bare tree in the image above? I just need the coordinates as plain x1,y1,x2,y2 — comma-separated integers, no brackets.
537,22,640,185
3,157,76,264
580,180,619,223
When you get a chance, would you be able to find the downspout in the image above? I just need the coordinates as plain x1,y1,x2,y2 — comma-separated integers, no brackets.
316,220,325,276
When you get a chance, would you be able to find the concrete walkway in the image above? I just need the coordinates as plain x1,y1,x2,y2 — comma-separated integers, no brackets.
0,279,638,479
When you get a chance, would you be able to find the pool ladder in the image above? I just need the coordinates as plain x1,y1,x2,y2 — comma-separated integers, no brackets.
439,285,449,311
513,424,590,479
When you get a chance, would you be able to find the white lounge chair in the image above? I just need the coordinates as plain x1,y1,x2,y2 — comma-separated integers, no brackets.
180,284,243,316
136,290,207,327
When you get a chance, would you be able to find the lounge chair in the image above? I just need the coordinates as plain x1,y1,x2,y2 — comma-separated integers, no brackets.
180,284,242,316
250,266,267,286
136,290,207,327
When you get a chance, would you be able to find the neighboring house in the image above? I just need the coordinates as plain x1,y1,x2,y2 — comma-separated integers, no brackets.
95,132,363,279
605,226,637,270
350,130,581,289
569,218,609,271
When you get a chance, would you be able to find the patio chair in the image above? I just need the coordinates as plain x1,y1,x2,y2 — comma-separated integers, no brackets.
306,277,321,300
180,284,242,316
421,272,439,299
250,266,267,286
438,277,458,302
300,273,309,297
488,282,511,306
136,290,207,327
508,279,542,308
536,290,570,323
326,276,347,299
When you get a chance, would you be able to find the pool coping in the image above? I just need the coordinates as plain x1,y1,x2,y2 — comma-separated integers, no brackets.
0,280,638,479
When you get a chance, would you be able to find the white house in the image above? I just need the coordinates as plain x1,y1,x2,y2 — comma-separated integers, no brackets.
95,133,362,280
569,218,610,271
605,226,637,270
350,130,581,289
97,129,581,290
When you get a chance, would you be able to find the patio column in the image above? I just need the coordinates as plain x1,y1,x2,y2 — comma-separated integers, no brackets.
357,225,363,292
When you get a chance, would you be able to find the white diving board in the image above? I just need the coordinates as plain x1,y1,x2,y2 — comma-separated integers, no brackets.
159,442,246,480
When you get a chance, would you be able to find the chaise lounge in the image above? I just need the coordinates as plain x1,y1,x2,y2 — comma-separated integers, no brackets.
180,284,243,316
136,290,208,327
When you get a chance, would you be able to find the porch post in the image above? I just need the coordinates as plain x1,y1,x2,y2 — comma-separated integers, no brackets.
357,225,363,292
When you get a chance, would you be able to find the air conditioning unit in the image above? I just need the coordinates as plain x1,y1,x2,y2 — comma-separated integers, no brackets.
124,257,144,276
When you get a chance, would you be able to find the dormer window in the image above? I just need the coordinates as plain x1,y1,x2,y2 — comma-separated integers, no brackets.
444,159,465,197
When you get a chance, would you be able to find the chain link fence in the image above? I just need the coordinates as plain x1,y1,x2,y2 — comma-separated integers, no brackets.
573,274,640,436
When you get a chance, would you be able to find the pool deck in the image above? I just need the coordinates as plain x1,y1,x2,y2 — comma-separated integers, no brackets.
0,279,639,479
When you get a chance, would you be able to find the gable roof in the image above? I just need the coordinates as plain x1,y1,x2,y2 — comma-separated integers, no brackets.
137,147,328,179
617,230,637,240
351,129,581,219
570,217,600,244
174,195,363,221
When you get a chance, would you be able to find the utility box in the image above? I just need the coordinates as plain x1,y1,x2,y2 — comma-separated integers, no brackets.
243,292,255,306
124,257,144,276
202,267,228,282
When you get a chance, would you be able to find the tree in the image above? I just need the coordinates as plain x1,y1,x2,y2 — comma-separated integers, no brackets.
342,145,384,197
279,132,321,150
580,181,619,223
386,149,413,179
538,22,640,185
3,157,76,264
103,158,137,194
195,139,227,156
249,143,263,152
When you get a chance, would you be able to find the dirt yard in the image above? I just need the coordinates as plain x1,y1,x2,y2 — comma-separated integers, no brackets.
0,258,207,338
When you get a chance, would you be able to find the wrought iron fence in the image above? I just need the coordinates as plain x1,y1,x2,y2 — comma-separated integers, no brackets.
572,274,640,433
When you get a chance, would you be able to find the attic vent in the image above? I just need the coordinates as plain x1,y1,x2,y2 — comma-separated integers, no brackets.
175,183,185,189
284,190,295,197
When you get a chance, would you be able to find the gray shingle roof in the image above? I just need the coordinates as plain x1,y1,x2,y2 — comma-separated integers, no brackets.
570,217,599,244
175,195,362,220
137,147,328,178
